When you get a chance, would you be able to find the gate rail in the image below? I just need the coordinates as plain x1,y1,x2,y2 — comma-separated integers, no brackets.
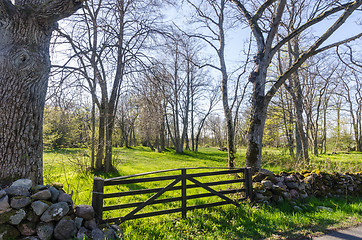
92,167,253,224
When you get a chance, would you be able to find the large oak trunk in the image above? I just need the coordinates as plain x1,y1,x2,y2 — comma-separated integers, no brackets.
0,0,82,184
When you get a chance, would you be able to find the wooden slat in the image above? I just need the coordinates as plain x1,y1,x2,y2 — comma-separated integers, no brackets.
103,196,183,211
104,167,245,182
104,207,184,223
104,174,181,186
187,169,244,178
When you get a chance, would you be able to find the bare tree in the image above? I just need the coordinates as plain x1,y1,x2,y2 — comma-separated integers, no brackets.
230,0,362,171
186,0,247,167
52,0,164,172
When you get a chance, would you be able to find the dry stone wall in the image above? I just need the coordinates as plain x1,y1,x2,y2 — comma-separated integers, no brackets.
253,169,362,203
0,179,121,240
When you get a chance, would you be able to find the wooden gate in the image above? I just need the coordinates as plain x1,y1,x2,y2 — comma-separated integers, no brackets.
92,167,253,224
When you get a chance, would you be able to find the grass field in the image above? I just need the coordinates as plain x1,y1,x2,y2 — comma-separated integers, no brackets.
43,146,362,239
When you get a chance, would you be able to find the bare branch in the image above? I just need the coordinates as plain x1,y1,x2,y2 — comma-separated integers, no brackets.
314,32,362,55
254,0,277,21
264,0,286,55
265,0,362,104
230,0,265,51
270,1,357,58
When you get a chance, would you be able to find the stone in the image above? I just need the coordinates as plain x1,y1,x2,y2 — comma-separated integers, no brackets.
26,210,40,223
57,191,73,206
0,209,12,224
298,182,306,191
77,226,90,240
276,182,288,190
84,218,97,230
10,196,31,209
40,202,69,222
300,191,308,199
260,168,275,177
31,190,52,200
0,195,10,211
290,189,300,199
33,185,48,193
8,208,26,225
293,206,303,211
304,175,315,184
36,222,54,240
274,176,285,182
317,206,333,212
49,186,60,202
11,179,33,190
17,221,37,236
255,193,271,201
253,172,267,182
285,181,299,189
110,224,123,238
253,182,266,193
0,224,20,240
75,204,95,220
51,182,63,190
284,175,297,182
75,217,83,229
261,180,273,189
54,217,77,240
91,228,105,240
0,190,7,199
32,201,50,216
282,191,291,200
104,227,118,240
5,186,30,197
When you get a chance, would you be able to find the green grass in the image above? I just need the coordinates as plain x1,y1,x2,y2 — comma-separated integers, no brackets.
43,146,362,239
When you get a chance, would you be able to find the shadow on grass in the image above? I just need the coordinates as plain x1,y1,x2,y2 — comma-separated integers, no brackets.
178,150,228,163
173,196,362,239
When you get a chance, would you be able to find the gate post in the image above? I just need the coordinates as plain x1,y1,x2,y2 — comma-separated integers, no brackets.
181,169,187,218
244,168,254,201
92,177,105,223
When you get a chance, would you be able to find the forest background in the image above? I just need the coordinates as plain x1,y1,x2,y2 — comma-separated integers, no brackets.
44,0,362,172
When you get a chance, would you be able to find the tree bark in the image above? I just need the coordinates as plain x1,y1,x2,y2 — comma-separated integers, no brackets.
0,0,82,184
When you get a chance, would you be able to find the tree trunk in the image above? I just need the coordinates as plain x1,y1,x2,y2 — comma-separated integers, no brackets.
91,96,96,169
96,102,105,169
0,0,82,184
245,94,267,172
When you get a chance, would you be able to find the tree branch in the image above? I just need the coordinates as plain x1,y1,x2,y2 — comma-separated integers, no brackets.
270,1,357,58
254,0,277,21
264,0,286,56
265,0,362,104
314,32,362,55
35,0,84,24
230,0,265,51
